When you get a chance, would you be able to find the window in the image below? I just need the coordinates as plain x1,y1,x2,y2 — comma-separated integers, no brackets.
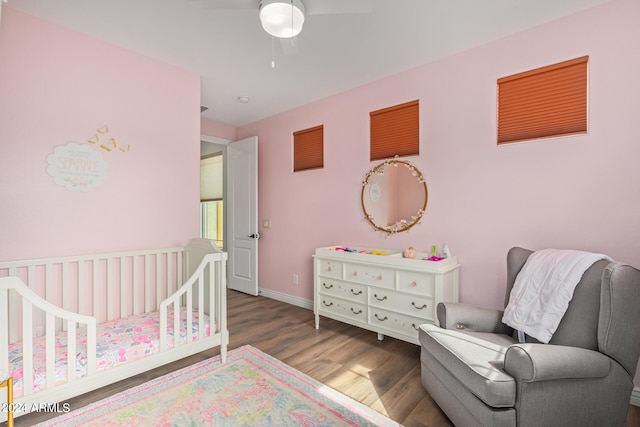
200,153,223,247
370,100,419,161
293,125,324,172
497,56,588,145
200,200,223,247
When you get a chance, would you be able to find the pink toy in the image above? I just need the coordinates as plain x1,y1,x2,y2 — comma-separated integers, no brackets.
403,246,416,259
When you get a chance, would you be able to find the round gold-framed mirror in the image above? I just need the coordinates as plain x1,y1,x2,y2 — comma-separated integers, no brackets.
361,159,428,234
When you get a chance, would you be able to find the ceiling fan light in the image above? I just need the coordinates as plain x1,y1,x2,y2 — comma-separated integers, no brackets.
259,0,305,39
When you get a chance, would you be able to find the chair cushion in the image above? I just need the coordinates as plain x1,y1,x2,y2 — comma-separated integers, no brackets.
419,324,517,408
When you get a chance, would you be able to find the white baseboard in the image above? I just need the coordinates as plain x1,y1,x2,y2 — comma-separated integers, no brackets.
631,386,640,406
259,288,313,310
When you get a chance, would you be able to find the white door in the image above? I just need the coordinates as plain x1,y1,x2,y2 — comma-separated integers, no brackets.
226,136,259,295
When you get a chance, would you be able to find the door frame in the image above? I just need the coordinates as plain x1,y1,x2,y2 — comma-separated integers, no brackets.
200,134,259,295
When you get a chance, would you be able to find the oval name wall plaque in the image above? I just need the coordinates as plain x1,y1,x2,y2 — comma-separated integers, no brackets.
46,142,109,192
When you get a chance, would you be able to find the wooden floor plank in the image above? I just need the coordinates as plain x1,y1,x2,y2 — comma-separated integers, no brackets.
370,366,427,420
6,290,640,426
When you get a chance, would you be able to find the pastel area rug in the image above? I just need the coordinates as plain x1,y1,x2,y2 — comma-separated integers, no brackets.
37,345,400,426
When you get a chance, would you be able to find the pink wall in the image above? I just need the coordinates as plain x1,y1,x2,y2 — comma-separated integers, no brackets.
0,7,202,260
239,0,640,306
237,0,640,383
3,0,639,387
201,118,236,141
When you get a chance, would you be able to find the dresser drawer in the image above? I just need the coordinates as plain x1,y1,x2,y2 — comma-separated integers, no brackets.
318,295,367,323
318,279,367,304
368,289,436,322
317,259,343,279
345,263,395,289
398,271,435,295
369,307,431,340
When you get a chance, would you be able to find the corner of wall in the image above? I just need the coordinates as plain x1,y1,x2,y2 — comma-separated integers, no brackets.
201,118,237,141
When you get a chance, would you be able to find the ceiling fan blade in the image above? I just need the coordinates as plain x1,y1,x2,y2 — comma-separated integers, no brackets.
304,0,372,15
188,0,259,10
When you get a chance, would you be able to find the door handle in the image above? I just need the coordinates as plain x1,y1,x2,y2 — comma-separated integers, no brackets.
248,233,261,239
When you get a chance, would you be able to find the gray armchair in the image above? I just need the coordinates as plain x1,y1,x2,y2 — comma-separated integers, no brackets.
419,247,640,427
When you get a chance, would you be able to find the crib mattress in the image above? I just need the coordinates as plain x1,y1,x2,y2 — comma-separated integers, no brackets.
7,307,212,398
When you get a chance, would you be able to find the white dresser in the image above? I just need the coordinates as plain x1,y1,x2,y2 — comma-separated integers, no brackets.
313,246,460,345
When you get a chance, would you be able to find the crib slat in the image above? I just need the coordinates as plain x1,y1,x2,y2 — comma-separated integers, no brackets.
156,253,162,309
106,258,112,320
120,256,126,318
173,301,180,348
67,321,76,382
45,263,53,306
160,306,167,351
214,261,220,335
199,267,205,340
177,253,183,288
167,253,173,300
145,255,151,313
92,260,99,321
62,261,70,332
0,287,9,376
218,257,227,347
8,267,19,344
45,312,55,389
22,300,34,396
210,259,216,329
27,265,45,341
186,284,193,344
133,255,140,316
27,265,35,288
78,260,85,316
62,261,70,311
86,320,96,375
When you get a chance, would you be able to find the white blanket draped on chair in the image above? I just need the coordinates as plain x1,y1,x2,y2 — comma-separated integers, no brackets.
502,249,611,343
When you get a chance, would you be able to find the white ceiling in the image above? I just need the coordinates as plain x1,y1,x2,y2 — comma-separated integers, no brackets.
6,0,610,127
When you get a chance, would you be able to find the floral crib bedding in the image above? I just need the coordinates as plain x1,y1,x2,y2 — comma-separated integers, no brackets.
7,307,213,398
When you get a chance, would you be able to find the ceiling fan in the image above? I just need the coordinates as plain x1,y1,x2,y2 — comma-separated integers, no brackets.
191,0,372,39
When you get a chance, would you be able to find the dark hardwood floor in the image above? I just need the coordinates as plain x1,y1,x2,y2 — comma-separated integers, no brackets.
6,290,640,426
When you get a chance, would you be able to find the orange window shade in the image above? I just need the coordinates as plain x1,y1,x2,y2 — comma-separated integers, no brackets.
370,100,419,161
293,125,324,172
497,56,588,145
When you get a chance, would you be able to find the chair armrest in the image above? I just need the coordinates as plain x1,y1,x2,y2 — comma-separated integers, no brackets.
437,302,513,334
504,344,611,382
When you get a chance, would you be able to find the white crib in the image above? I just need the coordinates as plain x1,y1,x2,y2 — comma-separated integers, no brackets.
0,238,228,422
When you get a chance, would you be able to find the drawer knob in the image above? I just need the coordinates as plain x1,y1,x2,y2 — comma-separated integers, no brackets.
374,294,387,301
411,302,428,310
412,323,420,331
351,308,363,315
350,289,363,296
322,301,333,307
363,272,383,281
353,271,358,276
374,314,388,322
411,281,417,287
322,283,333,289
